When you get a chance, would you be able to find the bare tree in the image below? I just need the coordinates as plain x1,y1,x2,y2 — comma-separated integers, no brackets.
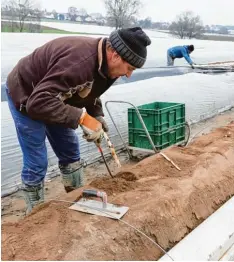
137,17,152,29
18,0,36,32
78,8,87,17
28,8,42,32
169,11,204,39
90,12,105,25
52,9,57,19
104,0,141,29
68,6,78,21
218,27,229,35
3,0,39,32
1,0,18,31
77,8,88,22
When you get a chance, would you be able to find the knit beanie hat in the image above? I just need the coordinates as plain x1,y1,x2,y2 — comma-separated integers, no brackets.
188,45,194,52
109,27,151,68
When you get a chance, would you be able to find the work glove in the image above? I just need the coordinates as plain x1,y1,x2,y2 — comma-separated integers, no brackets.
79,110,104,144
95,116,109,132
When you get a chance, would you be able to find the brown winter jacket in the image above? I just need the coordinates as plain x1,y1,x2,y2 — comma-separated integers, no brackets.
7,36,116,129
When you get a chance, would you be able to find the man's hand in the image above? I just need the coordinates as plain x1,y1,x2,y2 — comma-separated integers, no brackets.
79,111,104,143
95,116,109,132
191,63,196,69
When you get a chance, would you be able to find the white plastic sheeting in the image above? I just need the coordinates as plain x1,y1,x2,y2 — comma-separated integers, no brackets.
1,30,234,195
1,72,234,196
2,31,234,84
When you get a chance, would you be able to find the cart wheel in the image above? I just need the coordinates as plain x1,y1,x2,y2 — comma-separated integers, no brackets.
178,122,191,147
128,149,139,161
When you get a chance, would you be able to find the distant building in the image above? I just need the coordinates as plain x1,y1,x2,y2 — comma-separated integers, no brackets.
41,9,106,25
57,13,69,20
44,13,54,19
75,16,83,22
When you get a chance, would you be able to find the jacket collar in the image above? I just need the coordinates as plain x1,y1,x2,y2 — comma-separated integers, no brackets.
98,38,109,79
184,45,189,53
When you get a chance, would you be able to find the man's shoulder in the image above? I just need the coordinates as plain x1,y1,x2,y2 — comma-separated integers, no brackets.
50,36,100,51
170,45,182,50
51,35,99,43
48,36,101,67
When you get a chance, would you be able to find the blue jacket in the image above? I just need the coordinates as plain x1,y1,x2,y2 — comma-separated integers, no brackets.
168,45,193,65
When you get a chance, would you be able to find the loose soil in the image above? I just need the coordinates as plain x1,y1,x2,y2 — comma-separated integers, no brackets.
1,112,234,261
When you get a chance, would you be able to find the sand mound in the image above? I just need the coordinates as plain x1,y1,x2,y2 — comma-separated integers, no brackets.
2,123,234,261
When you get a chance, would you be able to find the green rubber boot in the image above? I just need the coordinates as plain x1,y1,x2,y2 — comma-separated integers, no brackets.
21,182,44,214
59,160,86,193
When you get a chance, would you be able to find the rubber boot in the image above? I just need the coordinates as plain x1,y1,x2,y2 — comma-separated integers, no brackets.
59,160,86,193
21,182,44,214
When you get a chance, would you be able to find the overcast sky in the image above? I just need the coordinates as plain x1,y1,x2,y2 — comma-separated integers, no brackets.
39,0,234,25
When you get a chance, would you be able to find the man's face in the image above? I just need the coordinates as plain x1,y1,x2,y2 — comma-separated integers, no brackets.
107,51,136,79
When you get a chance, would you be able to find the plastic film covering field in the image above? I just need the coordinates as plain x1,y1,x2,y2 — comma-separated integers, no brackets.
1,72,234,196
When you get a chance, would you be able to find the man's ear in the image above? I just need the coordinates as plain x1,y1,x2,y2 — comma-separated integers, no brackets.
111,51,121,63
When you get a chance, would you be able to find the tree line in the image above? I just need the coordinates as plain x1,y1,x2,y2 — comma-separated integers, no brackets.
1,0,231,38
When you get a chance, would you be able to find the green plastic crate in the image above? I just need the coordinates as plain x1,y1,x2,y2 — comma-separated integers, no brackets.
128,102,185,132
128,124,185,150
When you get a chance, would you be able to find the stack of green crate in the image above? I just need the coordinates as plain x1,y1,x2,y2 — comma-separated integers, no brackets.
128,102,185,150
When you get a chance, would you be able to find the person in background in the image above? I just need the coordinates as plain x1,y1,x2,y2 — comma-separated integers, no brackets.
167,45,195,68
5,27,151,213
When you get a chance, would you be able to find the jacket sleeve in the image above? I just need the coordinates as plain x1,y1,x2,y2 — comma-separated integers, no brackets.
25,52,97,129
26,79,83,129
181,47,193,65
85,97,104,117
